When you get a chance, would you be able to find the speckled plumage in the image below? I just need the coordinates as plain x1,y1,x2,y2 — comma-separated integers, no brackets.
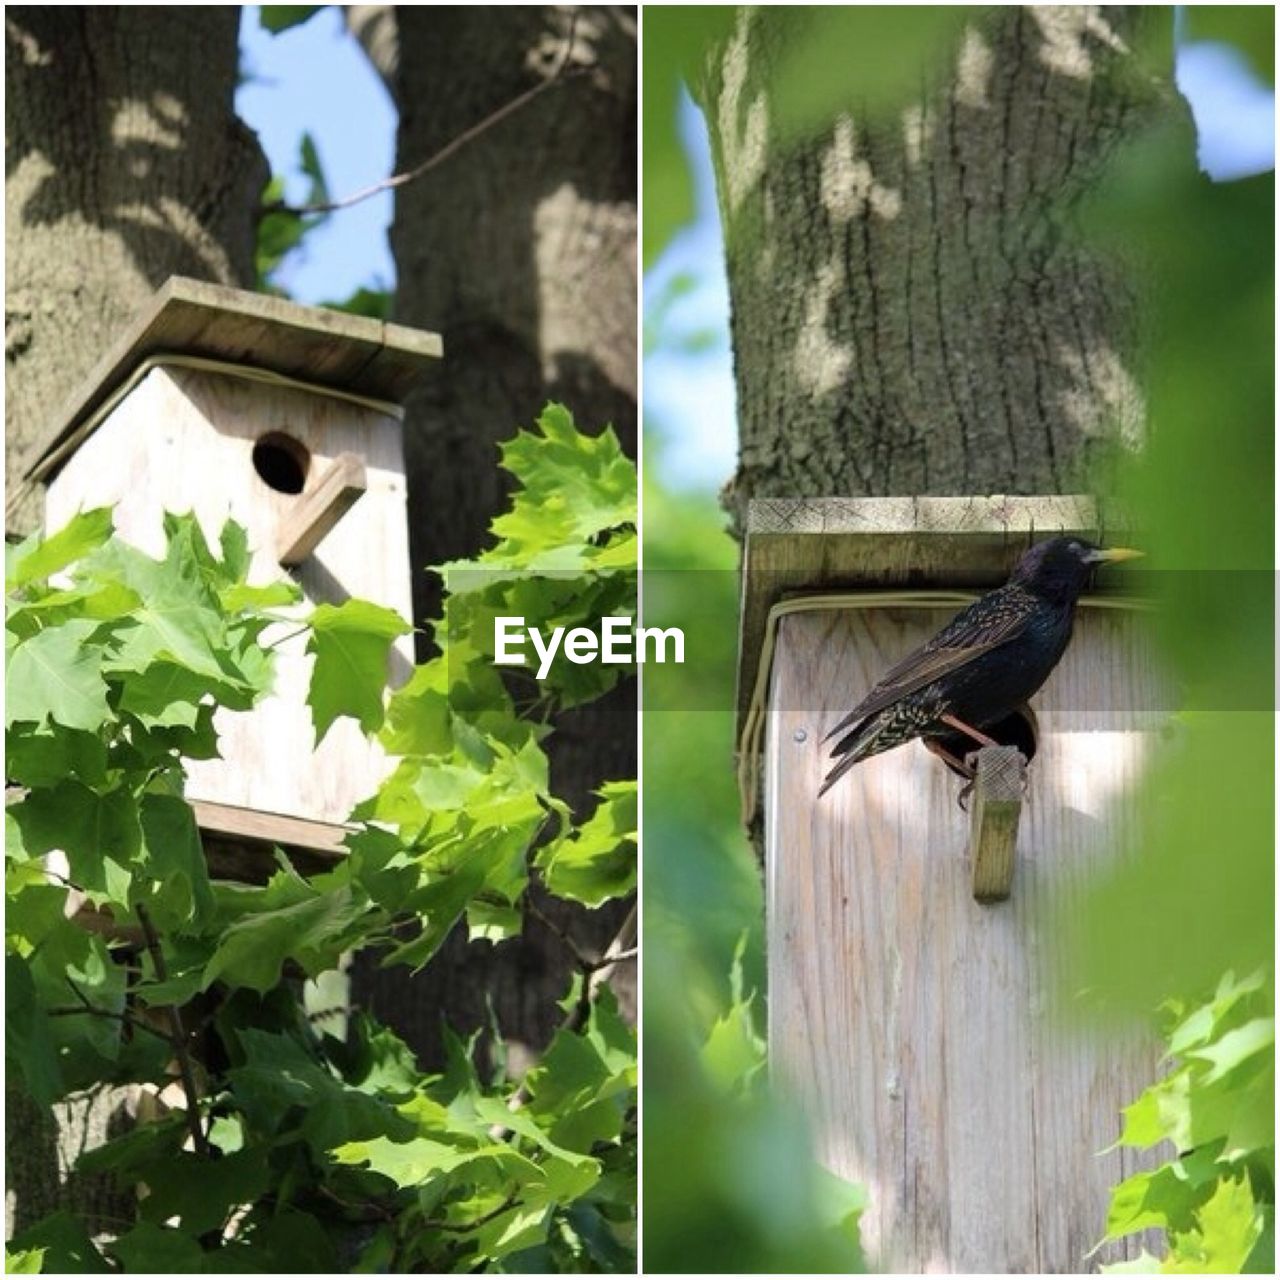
818,537,1139,797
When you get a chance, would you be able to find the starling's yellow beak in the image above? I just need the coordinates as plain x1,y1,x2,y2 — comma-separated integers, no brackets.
1088,546,1144,564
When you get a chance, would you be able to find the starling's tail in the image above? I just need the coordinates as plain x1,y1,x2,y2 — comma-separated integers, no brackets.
817,751,861,798
817,717,882,798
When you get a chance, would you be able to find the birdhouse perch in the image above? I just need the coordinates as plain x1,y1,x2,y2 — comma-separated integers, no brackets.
966,743,1027,903
737,495,1165,1272
18,277,442,872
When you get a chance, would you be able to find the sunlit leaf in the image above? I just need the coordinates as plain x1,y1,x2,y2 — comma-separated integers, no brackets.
6,507,113,589
305,598,410,741
259,5,323,36
5,621,110,732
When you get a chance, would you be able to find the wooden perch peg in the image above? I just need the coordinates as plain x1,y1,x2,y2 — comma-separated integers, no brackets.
276,452,367,566
967,744,1028,903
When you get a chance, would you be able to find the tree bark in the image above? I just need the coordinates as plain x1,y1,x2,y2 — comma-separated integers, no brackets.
5,6,265,533
349,5,638,1070
4,5,264,1235
700,7,1168,532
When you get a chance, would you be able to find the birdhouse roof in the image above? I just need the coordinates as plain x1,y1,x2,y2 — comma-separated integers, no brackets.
736,494,1128,739
20,276,443,486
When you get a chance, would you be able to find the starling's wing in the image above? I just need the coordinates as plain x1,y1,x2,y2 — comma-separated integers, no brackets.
823,587,1035,744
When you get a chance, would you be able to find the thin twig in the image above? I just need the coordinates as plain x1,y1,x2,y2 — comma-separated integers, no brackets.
267,13,583,219
489,903,636,1141
422,1192,519,1234
316,1183,397,1225
135,902,211,1158
41,866,87,894
48,1000,171,1045
525,895,596,971
527,896,638,973
264,624,310,650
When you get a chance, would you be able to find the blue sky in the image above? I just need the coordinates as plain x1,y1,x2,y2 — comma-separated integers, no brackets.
237,6,395,302
236,8,1274,489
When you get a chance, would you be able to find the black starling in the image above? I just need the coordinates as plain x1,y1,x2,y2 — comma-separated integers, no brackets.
818,537,1142,797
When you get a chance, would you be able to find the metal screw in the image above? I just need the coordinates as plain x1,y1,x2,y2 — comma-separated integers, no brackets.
793,728,807,744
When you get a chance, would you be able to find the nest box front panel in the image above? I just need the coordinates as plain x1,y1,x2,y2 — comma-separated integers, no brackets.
45,364,414,832
764,605,1167,1272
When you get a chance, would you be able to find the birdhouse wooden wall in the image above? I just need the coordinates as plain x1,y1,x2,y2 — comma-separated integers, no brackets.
739,496,1166,1273
22,278,442,858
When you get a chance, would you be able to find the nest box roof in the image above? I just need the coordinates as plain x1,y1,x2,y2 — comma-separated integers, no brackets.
21,276,443,486
736,494,1128,737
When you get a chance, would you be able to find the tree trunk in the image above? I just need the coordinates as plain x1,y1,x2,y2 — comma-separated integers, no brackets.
349,5,638,1071
5,5,264,533
701,6,1167,532
699,6,1177,1271
4,5,263,1235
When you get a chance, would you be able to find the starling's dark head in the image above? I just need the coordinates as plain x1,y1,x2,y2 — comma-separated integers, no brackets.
1010,537,1142,602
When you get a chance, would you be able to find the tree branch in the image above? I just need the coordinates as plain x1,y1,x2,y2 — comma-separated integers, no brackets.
265,12,583,219
489,902,636,1141
526,895,638,974
50,984,172,1045
135,902,211,1158
422,1191,519,1234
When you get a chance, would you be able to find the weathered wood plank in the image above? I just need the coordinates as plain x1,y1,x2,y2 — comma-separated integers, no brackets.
766,604,1165,1272
738,495,1127,738
277,452,367,566
967,745,1027,903
21,276,442,486
190,800,351,857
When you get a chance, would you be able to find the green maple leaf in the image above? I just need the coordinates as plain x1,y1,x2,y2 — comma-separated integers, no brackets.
535,781,637,907
701,997,766,1097
7,724,108,788
493,403,637,551
84,524,236,682
332,1132,540,1189
6,620,110,732
111,592,229,682
137,795,214,932
379,660,452,756
1186,1017,1274,1085
260,6,323,35
116,661,212,729
3,1248,44,1274
6,507,114,589
1164,1174,1266,1273
10,779,140,898
202,885,368,992
136,1150,271,1237
305,599,410,742
108,1224,204,1275
5,954,64,1107
6,1212,109,1274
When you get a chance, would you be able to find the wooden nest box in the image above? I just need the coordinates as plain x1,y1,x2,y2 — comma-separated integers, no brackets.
738,496,1165,1273
19,277,442,872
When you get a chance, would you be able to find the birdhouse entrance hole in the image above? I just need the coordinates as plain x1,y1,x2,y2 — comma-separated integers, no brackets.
252,431,310,494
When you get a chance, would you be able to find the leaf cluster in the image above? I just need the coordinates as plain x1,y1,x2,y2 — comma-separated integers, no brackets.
255,131,332,291
6,403,637,1272
1101,972,1274,1274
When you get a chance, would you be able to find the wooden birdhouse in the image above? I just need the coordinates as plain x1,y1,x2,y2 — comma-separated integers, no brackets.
18,277,441,870
737,495,1166,1273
